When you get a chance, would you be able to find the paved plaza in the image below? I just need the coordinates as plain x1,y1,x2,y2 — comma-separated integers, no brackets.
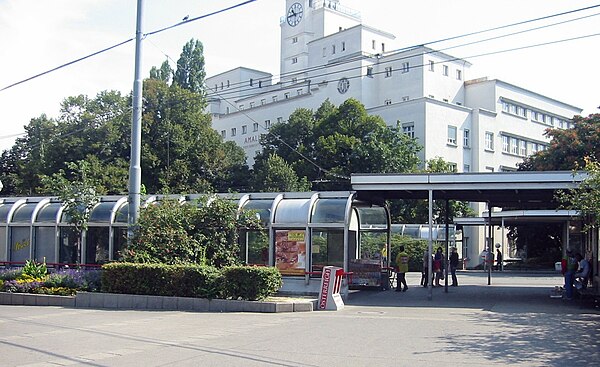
1,271,599,367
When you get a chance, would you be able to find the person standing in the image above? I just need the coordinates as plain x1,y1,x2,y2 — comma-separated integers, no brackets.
434,247,444,287
395,245,409,292
449,247,459,286
561,249,578,300
574,253,591,290
421,250,429,287
496,249,503,271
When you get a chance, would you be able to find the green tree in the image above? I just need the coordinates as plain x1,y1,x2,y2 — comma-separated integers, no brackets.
149,60,173,84
251,153,310,192
173,38,206,94
254,98,421,191
557,157,600,230
123,196,262,267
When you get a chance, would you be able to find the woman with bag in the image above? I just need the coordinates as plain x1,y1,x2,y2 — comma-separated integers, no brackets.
434,247,444,286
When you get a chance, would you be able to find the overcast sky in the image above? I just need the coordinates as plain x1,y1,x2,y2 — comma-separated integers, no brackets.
1,0,599,152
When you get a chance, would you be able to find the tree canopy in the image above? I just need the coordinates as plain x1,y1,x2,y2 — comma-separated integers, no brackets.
253,98,422,191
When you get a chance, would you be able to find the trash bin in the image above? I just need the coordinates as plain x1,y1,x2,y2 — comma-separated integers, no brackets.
555,262,562,272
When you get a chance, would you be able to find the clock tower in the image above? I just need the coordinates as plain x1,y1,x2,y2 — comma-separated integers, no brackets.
280,1,359,84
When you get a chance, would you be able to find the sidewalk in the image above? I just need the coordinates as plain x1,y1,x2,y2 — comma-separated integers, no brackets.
1,271,598,367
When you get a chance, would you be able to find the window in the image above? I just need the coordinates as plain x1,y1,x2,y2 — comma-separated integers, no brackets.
292,36,298,43
381,43,385,52
443,65,449,76
277,117,283,123
385,66,392,77
402,62,409,73
463,129,470,147
296,89,302,96
485,132,494,151
214,84,218,91
332,45,336,54
239,104,244,110
520,140,527,156
463,164,470,172
220,130,226,138
284,92,290,99
292,57,298,64
265,120,271,129
366,66,373,77
502,135,509,153
447,125,457,145
372,40,376,49
429,60,434,71
402,96,409,102
502,100,527,118
456,69,462,80
510,137,518,155
402,123,415,139
448,163,457,172
261,99,266,105
323,47,327,57
272,96,278,102
221,81,224,90
226,107,230,114
384,99,392,105
253,122,259,132
249,102,255,108
341,41,346,51
291,77,297,83
258,81,262,88
242,125,247,134
250,78,253,86
231,128,237,137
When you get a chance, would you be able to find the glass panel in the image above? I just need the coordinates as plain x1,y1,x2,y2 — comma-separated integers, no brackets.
89,202,116,222
12,203,37,223
0,227,6,262
10,227,31,263
358,232,387,261
357,207,387,229
0,204,13,224
274,199,310,224
113,227,128,260
35,203,62,223
35,227,56,263
114,203,128,223
311,229,344,273
311,199,346,224
86,227,109,264
241,200,273,225
248,230,269,265
59,228,79,264
275,229,307,275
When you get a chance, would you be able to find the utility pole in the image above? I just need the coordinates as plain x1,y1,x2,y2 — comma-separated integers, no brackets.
128,0,144,240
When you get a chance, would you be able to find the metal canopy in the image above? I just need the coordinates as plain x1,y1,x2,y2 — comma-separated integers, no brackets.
351,171,585,208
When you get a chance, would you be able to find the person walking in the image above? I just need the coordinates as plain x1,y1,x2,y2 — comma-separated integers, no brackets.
421,250,429,287
395,245,409,292
449,247,459,286
496,249,503,271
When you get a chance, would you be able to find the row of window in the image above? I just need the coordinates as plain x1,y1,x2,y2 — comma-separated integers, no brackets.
221,118,283,138
226,89,305,115
501,100,572,128
428,60,462,80
212,78,266,93
501,134,547,157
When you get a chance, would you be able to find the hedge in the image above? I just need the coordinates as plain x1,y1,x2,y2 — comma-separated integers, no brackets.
101,263,282,300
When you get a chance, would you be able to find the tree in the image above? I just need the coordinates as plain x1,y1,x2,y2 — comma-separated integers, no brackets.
557,157,600,231
254,98,422,191
123,196,262,267
42,160,100,264
519,114,600,171
251,153,310,192
173,38,206,95
149,60,173,84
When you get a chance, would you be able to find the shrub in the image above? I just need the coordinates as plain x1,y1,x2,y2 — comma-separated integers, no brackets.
22,259,48,279
101,262,221,299
221,266,282,301
44,269,102,292
0,269,22,281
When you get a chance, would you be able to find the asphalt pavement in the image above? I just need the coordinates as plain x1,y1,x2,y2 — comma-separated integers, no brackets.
1,271,599,367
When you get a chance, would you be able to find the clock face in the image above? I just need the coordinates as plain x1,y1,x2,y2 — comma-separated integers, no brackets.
287,2,304,27
337,77,350,94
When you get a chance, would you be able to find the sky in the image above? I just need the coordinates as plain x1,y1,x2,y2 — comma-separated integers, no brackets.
1,0,599,152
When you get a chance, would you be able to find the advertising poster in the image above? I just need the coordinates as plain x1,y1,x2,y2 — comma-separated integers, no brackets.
275,230,306,275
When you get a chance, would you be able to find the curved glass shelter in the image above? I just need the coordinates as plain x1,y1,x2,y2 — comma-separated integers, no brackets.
0,192,390,296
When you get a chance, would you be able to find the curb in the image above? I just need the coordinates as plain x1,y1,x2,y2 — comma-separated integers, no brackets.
0,292,314,313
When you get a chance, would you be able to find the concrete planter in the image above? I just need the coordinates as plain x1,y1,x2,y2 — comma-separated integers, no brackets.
0,292,313,313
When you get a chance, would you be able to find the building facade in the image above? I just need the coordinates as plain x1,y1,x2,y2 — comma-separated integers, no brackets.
205,0,583,265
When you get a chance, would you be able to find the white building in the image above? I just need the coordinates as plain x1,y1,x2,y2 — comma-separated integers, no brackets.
205,0,582,266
